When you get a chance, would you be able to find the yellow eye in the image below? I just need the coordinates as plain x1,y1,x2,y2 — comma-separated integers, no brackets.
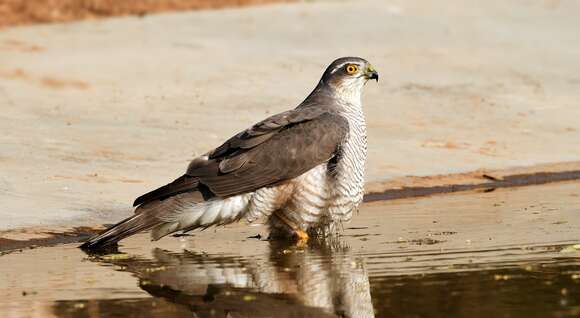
345,64,358,74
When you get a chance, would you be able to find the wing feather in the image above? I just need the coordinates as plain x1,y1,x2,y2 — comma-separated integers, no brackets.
208,107,327,159
196,112,349,198
133,175,199,207
134,108,348,207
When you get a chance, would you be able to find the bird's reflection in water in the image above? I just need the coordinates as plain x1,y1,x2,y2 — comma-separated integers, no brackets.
82,239,374,318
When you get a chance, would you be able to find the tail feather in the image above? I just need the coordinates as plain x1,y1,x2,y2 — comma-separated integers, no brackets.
80,213,160,249
81,192,252,250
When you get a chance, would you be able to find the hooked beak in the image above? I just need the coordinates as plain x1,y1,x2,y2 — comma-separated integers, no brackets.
365,65,379,82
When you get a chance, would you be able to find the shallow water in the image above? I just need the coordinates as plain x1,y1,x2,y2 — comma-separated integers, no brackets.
1,182,580,318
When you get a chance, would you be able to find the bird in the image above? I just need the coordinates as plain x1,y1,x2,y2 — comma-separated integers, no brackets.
80,57,378,249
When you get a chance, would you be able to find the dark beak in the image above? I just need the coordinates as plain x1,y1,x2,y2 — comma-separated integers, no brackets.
367,70,379,82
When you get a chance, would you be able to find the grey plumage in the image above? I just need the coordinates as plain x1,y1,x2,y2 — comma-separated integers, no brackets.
81,57,378,249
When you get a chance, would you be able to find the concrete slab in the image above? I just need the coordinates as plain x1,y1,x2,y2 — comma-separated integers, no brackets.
1,0,579,230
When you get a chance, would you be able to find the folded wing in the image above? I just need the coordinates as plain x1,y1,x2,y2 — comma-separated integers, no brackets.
134,108,348,207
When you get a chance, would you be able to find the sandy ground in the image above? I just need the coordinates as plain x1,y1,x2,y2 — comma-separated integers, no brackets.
0,0,288,27
1,0,580,232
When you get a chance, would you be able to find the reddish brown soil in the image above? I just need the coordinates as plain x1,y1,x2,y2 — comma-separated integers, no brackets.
0,0,289,27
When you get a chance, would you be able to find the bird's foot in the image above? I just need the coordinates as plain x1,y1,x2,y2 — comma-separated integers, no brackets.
271,212,309,247
293,229,309,247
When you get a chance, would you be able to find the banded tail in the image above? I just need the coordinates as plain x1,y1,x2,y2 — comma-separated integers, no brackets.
80,175,249,249
80,212,159,249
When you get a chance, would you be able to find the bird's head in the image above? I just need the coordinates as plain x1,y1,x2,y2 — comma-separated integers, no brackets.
318,57,378,103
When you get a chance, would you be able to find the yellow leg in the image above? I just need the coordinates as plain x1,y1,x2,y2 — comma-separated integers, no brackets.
294,229,309,241
294,229,309,248
274,212,309,245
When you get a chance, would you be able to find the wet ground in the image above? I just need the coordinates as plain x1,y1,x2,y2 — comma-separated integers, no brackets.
1,181,579,318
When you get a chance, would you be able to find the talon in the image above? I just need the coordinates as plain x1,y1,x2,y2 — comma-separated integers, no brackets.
294,230,309,246
273,212,309,245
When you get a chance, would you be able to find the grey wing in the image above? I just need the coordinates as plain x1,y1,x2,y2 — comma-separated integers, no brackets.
134,108,348,206
208,106,329,159
192,110,349,198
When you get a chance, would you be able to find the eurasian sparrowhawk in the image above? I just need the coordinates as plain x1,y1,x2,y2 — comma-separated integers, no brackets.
82,57,378,249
